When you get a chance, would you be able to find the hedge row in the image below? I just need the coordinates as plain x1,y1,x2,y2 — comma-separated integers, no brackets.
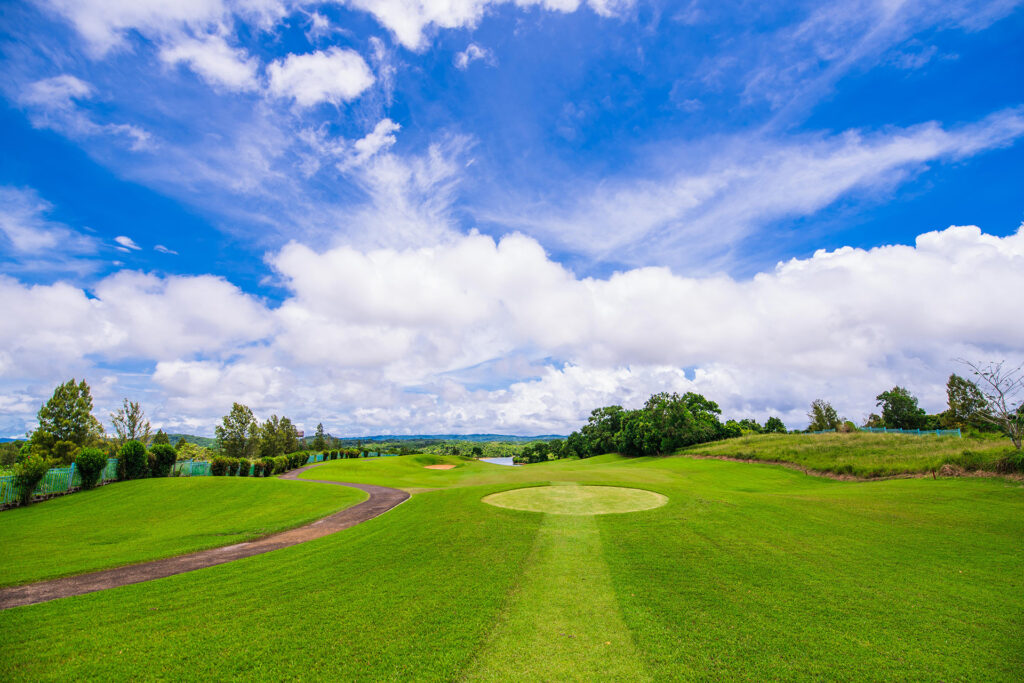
209,452,311,477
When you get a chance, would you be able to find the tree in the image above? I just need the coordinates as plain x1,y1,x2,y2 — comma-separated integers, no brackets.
807,399,840,432
174,436,187,451
216,403,258,459
959,360,1024,450
580,405,625,457
944,374,989,429
257,415,299,458
152,429,171,446
33,379,104,451
875,386,927,429
312,423,326,452
111,399,151,446
150,444,177,477
764,416,787,433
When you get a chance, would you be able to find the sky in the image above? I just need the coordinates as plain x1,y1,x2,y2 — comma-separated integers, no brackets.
0,0,1022,437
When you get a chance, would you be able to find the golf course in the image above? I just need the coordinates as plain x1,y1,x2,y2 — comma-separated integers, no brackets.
1,442,1021,681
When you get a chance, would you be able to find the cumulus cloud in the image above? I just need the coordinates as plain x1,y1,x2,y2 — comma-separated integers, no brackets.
4,223,1021,435
266,48,375,107
159,33,260,92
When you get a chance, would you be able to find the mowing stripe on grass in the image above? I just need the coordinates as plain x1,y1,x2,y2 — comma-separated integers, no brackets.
464,501,651,681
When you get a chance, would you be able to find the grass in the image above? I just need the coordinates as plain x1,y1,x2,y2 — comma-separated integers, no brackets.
2,453,1022,680
682,431,1017,477
0,477,365,587
482,484,668,515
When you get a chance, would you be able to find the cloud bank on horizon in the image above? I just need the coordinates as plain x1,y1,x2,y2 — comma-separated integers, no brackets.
0,0,1022,436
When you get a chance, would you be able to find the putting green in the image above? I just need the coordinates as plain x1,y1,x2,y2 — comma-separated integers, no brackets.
482,485,668,515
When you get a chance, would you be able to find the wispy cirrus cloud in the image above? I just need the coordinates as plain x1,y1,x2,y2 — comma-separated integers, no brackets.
483,107,1024,271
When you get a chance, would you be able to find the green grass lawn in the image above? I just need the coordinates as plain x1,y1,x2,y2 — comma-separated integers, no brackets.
682,431,1017,477
0,477,366,587
2,454,1021,681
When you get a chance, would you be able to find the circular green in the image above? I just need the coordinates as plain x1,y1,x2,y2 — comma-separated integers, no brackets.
482,485,668,515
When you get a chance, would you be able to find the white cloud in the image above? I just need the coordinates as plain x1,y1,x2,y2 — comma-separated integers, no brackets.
266,47,375,107
160,34,260,92
343,118,402,170
40,0,288,55
345,0,635,50
1,222,1022,435
0,187,101,274
454,43,492,70
18,75,154,151
488,108,1024,270
114,235,142,251
154,244,179,255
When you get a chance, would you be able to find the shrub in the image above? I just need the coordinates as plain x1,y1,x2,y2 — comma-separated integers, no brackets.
118,440,148,480
210,456,232,476
997,451,1024,474
75,447,108,490
150,444,176,478
14,455,50,505
237,459,250,477
272,455,288,474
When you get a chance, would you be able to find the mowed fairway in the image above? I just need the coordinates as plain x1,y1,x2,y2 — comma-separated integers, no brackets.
2,454,1022,681
0,477,366,587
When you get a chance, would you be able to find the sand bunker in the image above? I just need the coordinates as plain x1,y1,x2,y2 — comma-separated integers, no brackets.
424,464,456,470
482,485,667,515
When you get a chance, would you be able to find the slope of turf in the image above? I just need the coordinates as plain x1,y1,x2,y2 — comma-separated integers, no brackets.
2,456,1021,681
682,431,1015,477
0,477,366,587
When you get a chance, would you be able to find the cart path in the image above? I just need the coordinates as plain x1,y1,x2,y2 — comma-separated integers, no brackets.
0,463,409,610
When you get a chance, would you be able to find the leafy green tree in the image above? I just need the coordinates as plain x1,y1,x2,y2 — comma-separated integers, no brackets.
807,399,840,431
150,444,177,477
110,398,151,446
32,379,104,453
943,374,989,429
312,422,326,451
257,414,300,458
580,405,625,456
875,387,927,429
764,416,787,433
216,403,258,459
151,429,171,446
174,436,187,451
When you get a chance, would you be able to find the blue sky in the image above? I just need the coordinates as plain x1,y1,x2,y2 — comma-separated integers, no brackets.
1,0,1022,436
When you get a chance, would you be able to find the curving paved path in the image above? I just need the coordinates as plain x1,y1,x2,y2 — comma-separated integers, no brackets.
0,463,409,610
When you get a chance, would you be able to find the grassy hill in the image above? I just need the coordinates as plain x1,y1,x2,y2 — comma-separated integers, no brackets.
680,431,1018,478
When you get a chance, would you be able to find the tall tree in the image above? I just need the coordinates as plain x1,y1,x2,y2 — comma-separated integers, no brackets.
151,429,171,445
875,387,927,429
944,374,989,429
111,399,151,446
33,379,104,449
764,416,787,433
312,422,326,451
807,399,840,431
216,403,258,459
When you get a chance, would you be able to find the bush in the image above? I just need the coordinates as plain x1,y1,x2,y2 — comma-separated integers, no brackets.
14,455,50,505
210,456,232,476
271,455,288,474
997,451,1024,474
150,444,177,478
118,440,148,480
237,459,250,477
75,447,108,489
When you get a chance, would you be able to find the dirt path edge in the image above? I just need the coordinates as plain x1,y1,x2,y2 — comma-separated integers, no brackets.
0,463,409,610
